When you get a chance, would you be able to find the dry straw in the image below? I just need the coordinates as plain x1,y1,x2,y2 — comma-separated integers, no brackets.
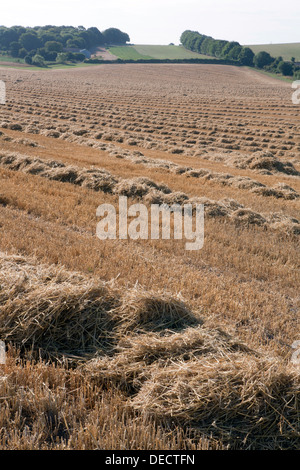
1,252,299,449
0,253,202,359
0,151,299,234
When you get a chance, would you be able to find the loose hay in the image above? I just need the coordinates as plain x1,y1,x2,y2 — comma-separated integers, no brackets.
112,287,201,335
230,208,267,227
0,254,299,449
0,151,299,236
0,253,200,358
0,253,118,357
130,358,300,449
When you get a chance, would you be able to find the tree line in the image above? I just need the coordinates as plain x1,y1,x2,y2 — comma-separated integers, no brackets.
180,30,300,78
0,25,130,65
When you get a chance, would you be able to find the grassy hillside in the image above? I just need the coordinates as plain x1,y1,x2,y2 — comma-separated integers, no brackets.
108,46,152,60
247,43,300,61
134,45,210,59
110,45,212,60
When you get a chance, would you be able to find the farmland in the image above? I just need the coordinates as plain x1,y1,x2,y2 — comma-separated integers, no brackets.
247,42,300,61
108,46,153,60
109,44,212,60
131,44,210,59
0,63,299,450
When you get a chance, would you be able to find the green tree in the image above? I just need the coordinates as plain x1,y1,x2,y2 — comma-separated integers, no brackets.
20,32,41,51
238,47,255,66
226,45,243,60
56,52,69,64
32,54,45,66
102,28,130,45
18,47,27,58
9,41,21,57
38,32,59,46
278,61,294,76
193,36,205,53
254,51,274,68
0,28,19,48
45,41,63,52
24,54,32,64
200,37,214,55
66,37,86,49
221,41,240,58
212,40,226,58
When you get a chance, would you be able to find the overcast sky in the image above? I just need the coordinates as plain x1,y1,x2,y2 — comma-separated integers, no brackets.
1,0,299,45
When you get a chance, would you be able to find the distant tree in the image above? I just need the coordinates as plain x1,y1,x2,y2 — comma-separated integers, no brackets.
220,41,241,58
226,45,243,60
200,37,214,55
85,27,104,47
66,37,86,49
193,36,205,53
37,47,58,61
9,41,21,57
18,47,27,58
207,40,220,57
32,54,46,66
238,47,255,66
0,28,19,48
60,33,74,46
71,52,86,62
187,35,201,51
45,41,63,52
20,32,41,51
291,57,295,63
254,51,274,68
102,28,130,45
38,32,59,46
278,61,294,76
180,30,197,46
56,52,69,64
265,56,283,72
24,54,32,64
11,26,26,38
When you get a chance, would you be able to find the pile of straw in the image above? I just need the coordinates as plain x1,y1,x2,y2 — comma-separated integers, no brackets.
202,151,300,176
228,151,300,176
130,357,300,449
252,183,300,200
0,253,118,357
0,253,201,359
107,148,300,200
1,151,299,236
114,177,171,199
230,208,267,227
112,287,200,335
84,326,254,392
1,252,299,449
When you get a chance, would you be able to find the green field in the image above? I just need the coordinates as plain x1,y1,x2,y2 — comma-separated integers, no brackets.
134,45,210,59
247,43,300,61
0,55,24,63
109,45,212,60
108,46,152,60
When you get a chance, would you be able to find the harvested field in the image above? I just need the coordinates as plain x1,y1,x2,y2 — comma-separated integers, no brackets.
0,64,299,450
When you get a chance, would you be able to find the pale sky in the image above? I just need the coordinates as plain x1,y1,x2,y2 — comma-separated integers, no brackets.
1,0,299,46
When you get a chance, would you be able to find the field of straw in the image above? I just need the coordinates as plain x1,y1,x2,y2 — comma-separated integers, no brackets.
0,64,299,450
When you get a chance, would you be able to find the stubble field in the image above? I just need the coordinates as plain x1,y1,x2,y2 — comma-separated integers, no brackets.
0,64,299,450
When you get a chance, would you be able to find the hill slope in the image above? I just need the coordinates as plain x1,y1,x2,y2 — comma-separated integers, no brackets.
109,44,212,60
247,43,300,61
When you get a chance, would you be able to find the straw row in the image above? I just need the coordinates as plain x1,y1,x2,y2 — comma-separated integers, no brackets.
0,151,299,235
